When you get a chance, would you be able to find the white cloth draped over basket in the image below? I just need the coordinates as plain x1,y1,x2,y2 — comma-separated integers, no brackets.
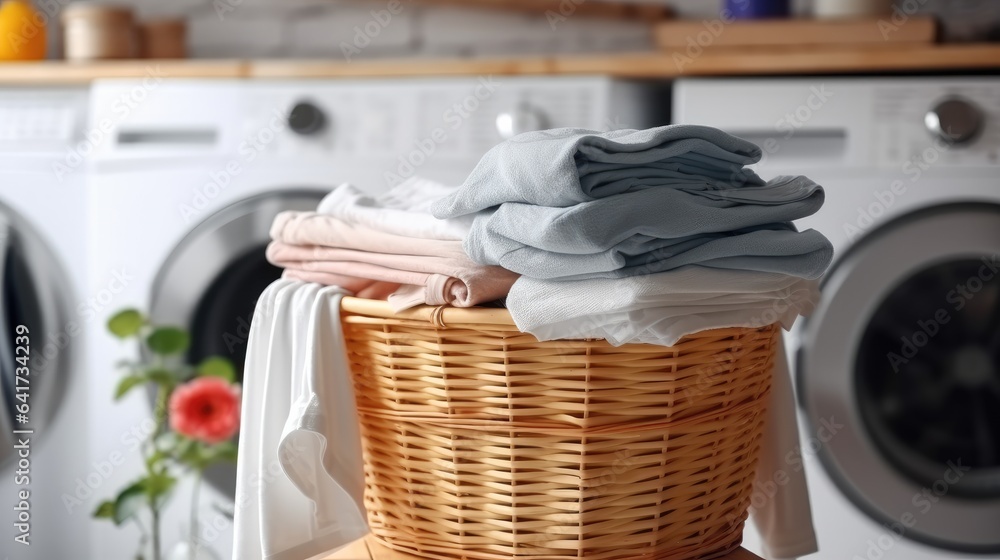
232,281,817,560
233,280,367,560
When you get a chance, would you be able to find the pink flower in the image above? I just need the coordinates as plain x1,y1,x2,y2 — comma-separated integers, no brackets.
169,377,241,444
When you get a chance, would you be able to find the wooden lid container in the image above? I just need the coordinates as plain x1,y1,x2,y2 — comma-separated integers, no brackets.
137,18,187,59
61,3,136,60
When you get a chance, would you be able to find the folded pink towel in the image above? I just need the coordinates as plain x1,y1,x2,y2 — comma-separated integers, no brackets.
271,211,467,259
267,239,518,310
280,270,400,300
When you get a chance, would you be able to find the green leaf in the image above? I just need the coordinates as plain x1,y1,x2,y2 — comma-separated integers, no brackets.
113,482,146,526
146,327,189,356
144,472,177,512
210,441,239,463
114,375,147,401
92,500,116,520
145,449,169,470
175,438,201,465
108,309,144,339
145,368,178,387
198,356,236,383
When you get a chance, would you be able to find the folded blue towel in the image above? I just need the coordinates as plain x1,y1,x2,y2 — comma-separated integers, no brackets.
433,125,834,281
470,221,833,280
432,125,765,216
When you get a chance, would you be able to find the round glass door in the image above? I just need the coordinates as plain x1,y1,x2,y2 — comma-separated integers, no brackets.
0,203,74,469
798,202,1000,553
856,258,1000,498
149,190,325,497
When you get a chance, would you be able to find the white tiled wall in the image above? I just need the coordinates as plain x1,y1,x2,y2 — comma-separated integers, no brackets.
51,0,1000,59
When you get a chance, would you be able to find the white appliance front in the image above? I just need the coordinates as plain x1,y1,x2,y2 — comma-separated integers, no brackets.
674,77,1000,560
85,77,664,559
0,87,89,559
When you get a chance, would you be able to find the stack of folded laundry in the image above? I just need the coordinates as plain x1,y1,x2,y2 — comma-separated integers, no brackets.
241,125,833,560
266,177,519,312
431,125,834,346
266,126,834,347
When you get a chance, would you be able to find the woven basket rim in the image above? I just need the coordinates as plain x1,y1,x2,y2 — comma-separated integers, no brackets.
341,297,773,338
342,296,518,328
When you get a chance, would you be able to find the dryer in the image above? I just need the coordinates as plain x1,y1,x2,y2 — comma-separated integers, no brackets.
85,77,664,558
0,87,89,558
674,77,1000,559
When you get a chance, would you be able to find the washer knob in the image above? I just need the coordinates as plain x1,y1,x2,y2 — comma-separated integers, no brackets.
496,105,548,140
925,97,983,145
288,101,326,136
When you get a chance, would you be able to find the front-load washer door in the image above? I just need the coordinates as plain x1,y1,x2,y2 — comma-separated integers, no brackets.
0,201,74,469
149,189,325,496
799,202,1000,553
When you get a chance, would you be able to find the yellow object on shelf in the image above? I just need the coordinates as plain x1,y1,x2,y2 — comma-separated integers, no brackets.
0,0,47,61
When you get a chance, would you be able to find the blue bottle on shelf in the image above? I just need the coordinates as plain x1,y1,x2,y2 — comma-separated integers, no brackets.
724,0,790,19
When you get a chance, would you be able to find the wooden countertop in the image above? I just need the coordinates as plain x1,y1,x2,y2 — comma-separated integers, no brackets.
322,535,764,560
0,43,998,84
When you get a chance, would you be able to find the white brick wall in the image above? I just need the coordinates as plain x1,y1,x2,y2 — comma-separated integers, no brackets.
190,14,289,57
288,3,416,58
48,0,658,59
52,0,1000,59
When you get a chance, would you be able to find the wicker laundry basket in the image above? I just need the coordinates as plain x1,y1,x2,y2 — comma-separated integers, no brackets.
340,297,778,560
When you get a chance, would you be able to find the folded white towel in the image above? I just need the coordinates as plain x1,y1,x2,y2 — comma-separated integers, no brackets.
507,266,819,347
233,280,368,560
318,177,472,241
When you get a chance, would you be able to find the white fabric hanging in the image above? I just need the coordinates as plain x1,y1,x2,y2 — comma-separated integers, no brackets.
752,335,819,559
233,280,368,560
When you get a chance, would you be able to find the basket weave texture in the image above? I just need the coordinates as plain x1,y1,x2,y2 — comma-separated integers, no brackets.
340,297,777,560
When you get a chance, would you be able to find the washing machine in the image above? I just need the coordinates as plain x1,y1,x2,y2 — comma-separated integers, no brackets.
0,88,90,558
674,77,1000,559
85,76,665,558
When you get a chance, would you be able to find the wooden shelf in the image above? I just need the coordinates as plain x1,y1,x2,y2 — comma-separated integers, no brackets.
250,44,1000,79
0,44,998,84
321,535,764,560
0,59,247,84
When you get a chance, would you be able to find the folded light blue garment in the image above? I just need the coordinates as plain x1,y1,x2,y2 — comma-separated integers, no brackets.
462,174,832,279
433,125,833,281
474,175,823,253
432,125,765,216
472,222,833,280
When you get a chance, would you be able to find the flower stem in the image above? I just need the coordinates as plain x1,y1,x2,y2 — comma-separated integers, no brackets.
149,382,167,560
133,516,149,560
151,507,161,560
154,384,169,439
190,469,203,560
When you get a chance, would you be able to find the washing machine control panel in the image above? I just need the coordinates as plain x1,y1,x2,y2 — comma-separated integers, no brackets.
874,85,1000,168
0,101,77,151
495,103,550,140
238,78,656,164
287,100,327,136
925,97,984,145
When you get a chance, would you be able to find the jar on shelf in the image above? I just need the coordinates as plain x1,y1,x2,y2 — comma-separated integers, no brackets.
61,3,136,60
138,18,186,59
813,0,894,18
